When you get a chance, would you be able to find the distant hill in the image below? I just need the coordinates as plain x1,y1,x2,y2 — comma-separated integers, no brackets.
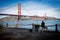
0,16,60,22
0,16,31,22
47,17,60,20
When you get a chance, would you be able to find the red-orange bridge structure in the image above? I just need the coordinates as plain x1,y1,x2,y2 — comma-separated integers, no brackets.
0,3,47,21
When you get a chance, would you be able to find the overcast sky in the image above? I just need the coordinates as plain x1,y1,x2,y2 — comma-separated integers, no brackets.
0,0,60,18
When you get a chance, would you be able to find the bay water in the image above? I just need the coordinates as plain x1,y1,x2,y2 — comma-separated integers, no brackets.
1,20,60,31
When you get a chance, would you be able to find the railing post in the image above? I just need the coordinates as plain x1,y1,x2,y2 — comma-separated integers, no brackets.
15,23,19,30
6,23,8,28
55,24,58,32
32,23,35,32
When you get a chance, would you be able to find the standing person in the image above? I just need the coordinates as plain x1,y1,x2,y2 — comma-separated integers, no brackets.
41,21,45,31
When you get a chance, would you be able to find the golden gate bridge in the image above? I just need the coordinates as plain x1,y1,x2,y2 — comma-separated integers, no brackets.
0,3,47,21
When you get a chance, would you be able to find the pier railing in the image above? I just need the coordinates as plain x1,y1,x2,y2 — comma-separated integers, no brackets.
3,23,60,32
45,24,60,32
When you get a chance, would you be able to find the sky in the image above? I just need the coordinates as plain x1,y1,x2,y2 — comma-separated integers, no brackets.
0,0,60,18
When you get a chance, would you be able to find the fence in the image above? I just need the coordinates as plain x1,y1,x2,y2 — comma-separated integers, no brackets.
4,23,60,32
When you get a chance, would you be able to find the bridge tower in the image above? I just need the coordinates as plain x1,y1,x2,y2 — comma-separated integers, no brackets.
15,3,21,30
44,13,47,20
18,3,21,21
